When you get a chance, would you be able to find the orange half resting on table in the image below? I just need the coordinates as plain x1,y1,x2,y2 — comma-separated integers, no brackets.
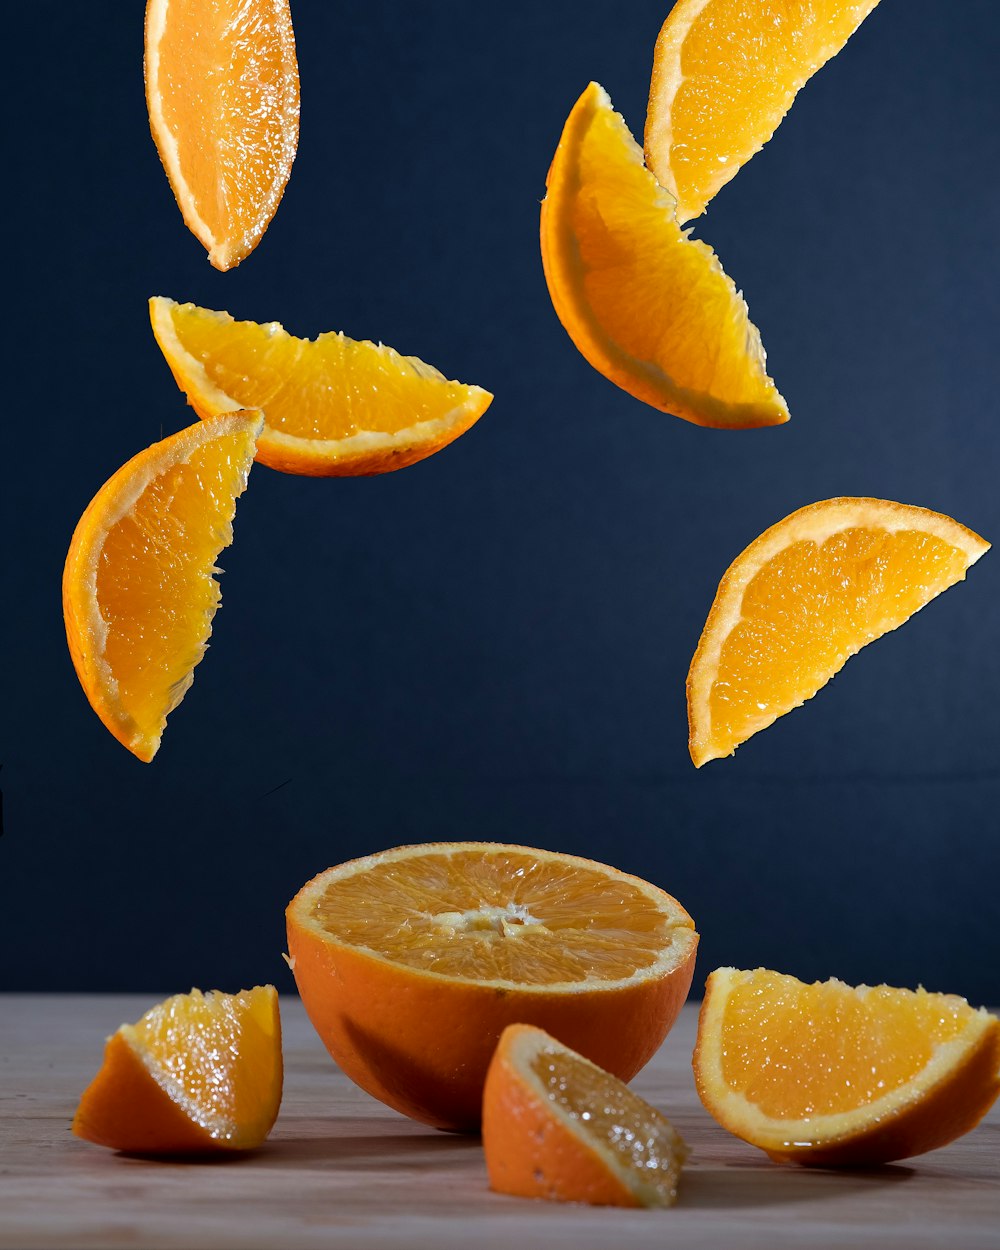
286,842,698,1130
63,412,262,762
687,498,989,766
144,0,299,270
483,1023,688,1207
150,297,494,476
73,986,282,1155
646,0,883,223
541,82,787,428
694,968,1000,1166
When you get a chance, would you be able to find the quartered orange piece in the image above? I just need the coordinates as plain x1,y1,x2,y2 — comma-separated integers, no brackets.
483,1023,688,1206
63,412,262,761
541,83,788,428
150,297,493,476
144,0,299,269
687,498,989,765
695,967,1000,1166
73,987,283,1155
645,0,883,223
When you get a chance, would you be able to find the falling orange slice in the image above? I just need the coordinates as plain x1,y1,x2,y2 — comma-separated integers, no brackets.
286,841,698,1130
483,1023,688,1206
646,0,883,223
694,967,1000,1166
149,297,494,476
63,412,262,761
687,498,989,766
541,83,788,428
73,987,283,1155
144,0,299,270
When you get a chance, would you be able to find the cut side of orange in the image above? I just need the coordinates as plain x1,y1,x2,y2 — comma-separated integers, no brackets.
694,967,1000,1166
541,83,788,428
63,412,262,762
483,1023,687,1207
72,986,283,1155
645,0,883,223
286,842,698,1130
144,0,299,270
149,297,494,476
687,498,989,766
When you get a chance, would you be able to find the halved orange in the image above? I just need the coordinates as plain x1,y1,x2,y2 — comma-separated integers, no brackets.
645,0,883,223
286,842,698,1131
144,0,299,270
483,1023,687,1207
72,986,283,1155
694,967,1000,1166
149,297,494,476
541,83,788,428
687,498,989,766
63,412,262,762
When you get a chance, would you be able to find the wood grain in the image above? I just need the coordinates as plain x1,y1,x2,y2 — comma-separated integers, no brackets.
0,996,996,1249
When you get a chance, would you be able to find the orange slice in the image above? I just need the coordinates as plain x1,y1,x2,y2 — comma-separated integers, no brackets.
694,967,1000,1166
73,986,282,1155
645,0,883,223
483,1023,688,1207
285,842,698,1130
149,297,494,476
63,412,262,762
687,498,989,766
541,83,788,428
144,0,299,270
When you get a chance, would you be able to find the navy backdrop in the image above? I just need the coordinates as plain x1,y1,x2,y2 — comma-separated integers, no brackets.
2,1,998,1000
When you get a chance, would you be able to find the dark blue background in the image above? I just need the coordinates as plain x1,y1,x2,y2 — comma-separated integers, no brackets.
3,1,998,1001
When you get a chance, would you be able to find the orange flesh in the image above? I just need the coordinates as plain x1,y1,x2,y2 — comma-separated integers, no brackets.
550,86,785,422
719,972,976,1120
150,0,298,268
94,434,253,739
530,1044,685,1203
710,527,972,756
309,849,684,984
129,988,279,1138
650,1,881,221
158,303,483,441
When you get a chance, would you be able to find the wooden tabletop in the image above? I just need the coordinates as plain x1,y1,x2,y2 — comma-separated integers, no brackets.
1,995,996,1249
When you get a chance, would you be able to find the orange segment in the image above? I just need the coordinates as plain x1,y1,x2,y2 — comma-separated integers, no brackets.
694,967,1000,1166
144,0,299,270
286,842,698,1130
687,498,989,765
72,987,282,1155
645,0,883,223
63,412,262,762
150,297,493,476
483,1024,687,1207
541,83,788,428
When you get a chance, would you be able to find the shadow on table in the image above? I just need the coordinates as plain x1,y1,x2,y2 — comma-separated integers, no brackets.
258,1119,483,1172
679,1163,916,1209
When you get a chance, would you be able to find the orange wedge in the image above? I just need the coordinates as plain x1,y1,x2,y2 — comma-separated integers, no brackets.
541,83,788,428
63,412,262,762
286,842,698,1130
483,1024,687,1207
687,498,989,766
149,297,494,476
144,0,299,270
694,967,1000,1166
73,987,282,1155
646,0,883,223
